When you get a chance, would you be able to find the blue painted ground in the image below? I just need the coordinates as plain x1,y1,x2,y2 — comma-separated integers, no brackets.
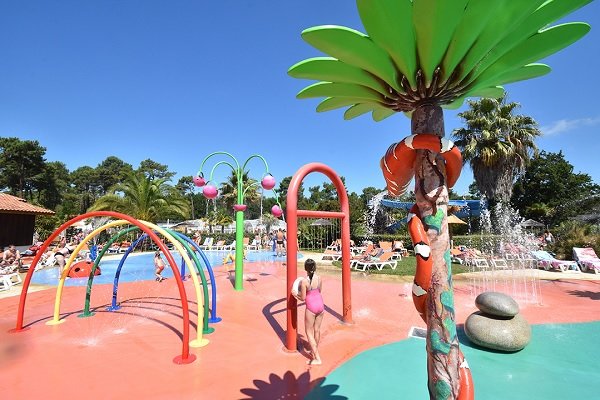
31,250,291,286
307,321,600,399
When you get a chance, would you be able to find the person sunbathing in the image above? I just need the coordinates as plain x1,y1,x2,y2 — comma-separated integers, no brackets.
358,244,384,261
2,245,22,270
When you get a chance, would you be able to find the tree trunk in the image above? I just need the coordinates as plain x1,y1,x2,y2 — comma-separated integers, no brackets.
412,105,460,399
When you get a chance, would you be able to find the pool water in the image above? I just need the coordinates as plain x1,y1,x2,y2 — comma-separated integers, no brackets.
31,250,288,286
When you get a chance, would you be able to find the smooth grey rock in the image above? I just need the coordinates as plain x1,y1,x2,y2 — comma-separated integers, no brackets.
475,291,520,317
465,312,531,352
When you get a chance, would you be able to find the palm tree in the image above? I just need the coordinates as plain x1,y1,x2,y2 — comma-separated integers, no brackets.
89,171,189,223
453,94,541,205
260,212,279,235
203,210,233,234
219,170,260,212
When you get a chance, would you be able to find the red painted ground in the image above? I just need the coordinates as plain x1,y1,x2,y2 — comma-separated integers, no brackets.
1,262,598,399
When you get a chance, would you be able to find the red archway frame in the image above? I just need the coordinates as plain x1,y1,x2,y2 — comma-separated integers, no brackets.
9,211,196,365
285,162,353,352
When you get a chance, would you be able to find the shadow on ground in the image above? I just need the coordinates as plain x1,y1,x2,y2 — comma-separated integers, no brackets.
240,370,347,400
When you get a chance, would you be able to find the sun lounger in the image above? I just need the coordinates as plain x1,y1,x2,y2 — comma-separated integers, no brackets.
199,237,214,250
243,238,257,251
573,247,600,274
107,243,121,254
353,251,398,271
321,249,342,261
392,241,408,257
490,258,509,270
0,271,22,288
378,241,393,251
210,240,226,250
472,258,490,269
532,250,580,272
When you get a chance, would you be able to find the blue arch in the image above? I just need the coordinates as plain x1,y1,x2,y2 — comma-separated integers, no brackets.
105,231,219,332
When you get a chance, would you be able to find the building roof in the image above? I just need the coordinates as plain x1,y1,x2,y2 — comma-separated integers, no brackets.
0,193,55,215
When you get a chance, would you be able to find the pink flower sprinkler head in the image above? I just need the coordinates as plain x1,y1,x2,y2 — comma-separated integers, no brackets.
233,204,247,212
193,175,206,187
203,184,218,199
261,174,276,190
271,205,283,218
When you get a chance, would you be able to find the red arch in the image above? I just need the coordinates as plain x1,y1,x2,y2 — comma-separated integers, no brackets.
285,163,353,352
10,211,196,364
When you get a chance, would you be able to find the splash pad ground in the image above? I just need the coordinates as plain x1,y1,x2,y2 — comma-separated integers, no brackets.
1,258,599,399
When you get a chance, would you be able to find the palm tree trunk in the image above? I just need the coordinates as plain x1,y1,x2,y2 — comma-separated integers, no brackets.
412,105,460,399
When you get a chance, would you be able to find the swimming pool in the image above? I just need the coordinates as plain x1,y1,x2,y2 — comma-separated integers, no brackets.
31,250,288,286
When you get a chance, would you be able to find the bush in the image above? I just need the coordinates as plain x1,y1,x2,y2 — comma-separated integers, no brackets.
551,221,600,260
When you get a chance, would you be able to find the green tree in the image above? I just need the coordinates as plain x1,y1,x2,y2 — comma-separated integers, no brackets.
276,176,305,210
260,212,279,235
360,187,382,206
203,209,233,233
89,171,189,222
96,156,133,194
453,95,541,205
467,182,482,199
0,137,47,198
137,159,175,180
511,151,600,226
348,191,367,237
36,161,70,210
307,180,343,212
176,176,208,220
71,166,100,214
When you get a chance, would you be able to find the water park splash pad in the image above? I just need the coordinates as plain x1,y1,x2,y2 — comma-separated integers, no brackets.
9,211,219,364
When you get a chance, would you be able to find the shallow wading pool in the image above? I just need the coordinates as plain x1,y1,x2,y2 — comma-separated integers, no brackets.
31,250,291,286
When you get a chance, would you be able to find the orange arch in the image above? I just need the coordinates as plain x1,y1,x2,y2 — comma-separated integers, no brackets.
10,211,196,364
285,162,353,352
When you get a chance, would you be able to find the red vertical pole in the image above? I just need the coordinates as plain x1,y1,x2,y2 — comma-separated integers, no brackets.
285,172,299,351
339,199,353,324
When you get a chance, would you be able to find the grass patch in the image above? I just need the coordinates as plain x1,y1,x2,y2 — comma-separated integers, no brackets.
332,256,470,277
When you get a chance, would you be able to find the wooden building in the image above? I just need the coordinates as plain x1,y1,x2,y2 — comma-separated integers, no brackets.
0,193,55,247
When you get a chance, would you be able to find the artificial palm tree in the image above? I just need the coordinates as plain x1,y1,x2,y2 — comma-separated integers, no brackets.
288,1,591,398
89,171,189,223
453,95,541,205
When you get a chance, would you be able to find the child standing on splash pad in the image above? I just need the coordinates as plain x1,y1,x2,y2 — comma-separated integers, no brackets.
293,259,324,365
154,251,166,282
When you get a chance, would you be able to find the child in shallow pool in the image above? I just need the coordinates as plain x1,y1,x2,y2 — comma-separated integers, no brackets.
154,251,166,282
293,258,324,365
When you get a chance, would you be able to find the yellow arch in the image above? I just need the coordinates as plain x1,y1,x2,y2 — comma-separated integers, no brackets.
46,219,209,347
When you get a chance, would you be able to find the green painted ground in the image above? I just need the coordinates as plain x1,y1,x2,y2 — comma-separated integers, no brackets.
307,321,600,399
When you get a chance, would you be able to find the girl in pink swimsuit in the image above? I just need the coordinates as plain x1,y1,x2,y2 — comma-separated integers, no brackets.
294,259,324,365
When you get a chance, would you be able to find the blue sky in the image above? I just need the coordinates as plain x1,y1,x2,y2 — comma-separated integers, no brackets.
1,1,598,198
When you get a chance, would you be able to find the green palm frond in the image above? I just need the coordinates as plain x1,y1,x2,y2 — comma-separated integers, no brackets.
289,0,591,121
452,94,541,201
90,172,189,222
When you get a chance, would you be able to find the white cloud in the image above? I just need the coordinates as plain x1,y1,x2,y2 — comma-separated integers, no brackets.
541,117,600,136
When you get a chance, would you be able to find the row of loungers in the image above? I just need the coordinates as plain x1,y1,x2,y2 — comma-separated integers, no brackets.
454,246,600,274
197,238,258,251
